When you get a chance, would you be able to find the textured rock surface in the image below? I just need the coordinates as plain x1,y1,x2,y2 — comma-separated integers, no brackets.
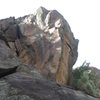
0,68,99,100
0,7,78,85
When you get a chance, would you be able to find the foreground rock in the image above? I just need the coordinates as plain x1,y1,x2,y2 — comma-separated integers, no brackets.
0,7,78,85
0,67,99,100
0,40,21,78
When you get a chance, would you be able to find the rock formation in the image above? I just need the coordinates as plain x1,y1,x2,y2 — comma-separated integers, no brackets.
0,7,99,100
0,7,78,85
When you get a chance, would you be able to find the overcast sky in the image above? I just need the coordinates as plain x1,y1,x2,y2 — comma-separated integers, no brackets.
0,0,100,69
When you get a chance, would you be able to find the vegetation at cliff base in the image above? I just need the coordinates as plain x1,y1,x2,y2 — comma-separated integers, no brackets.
72,61,98,97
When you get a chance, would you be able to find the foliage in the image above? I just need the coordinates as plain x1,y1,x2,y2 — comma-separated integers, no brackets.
72,61,98,97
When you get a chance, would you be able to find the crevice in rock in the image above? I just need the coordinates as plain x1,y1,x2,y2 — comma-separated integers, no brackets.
14,41,19,56
16,25,23,39
0,66,18,78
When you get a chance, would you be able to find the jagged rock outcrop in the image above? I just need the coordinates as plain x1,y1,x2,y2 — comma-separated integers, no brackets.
0,7,78,85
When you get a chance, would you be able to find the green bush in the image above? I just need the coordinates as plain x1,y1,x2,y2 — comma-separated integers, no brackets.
72,61,97,97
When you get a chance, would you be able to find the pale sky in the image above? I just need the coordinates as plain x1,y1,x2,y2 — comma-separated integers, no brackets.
0,0,100,69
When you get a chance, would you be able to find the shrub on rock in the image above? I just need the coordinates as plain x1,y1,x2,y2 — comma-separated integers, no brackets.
72,61,98,97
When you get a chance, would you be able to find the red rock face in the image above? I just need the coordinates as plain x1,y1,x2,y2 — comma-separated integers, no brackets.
0,7,78,85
